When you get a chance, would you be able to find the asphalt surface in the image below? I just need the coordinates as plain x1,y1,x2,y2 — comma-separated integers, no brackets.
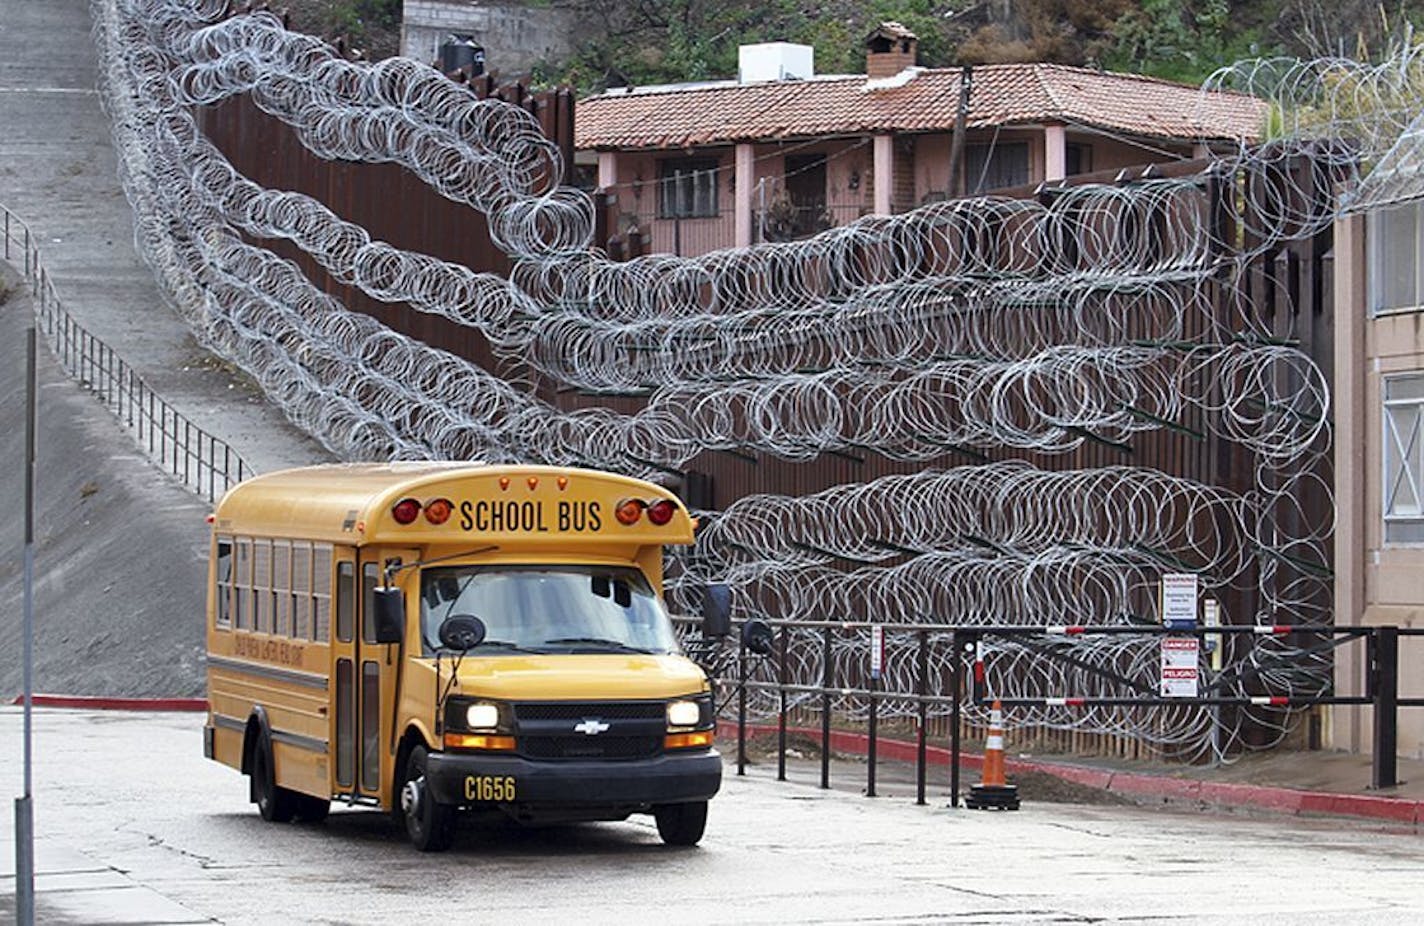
3,708,1424,925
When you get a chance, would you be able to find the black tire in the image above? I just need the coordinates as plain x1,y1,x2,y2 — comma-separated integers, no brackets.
294,794,330,823
399,745,456,852
251,738,297,823
653,801,708,846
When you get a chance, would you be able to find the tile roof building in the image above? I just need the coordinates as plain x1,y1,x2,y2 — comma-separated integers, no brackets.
577,23,1268,257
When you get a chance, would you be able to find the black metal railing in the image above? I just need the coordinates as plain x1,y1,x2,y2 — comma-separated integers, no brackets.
684,617,1424,806
2,202,250,502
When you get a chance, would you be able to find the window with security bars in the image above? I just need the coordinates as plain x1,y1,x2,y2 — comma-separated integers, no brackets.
658,158,720,218
1369,202,1424,314
1384,374,1424,544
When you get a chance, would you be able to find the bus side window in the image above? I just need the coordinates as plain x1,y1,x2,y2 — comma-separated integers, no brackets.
254,539,273,634
336,561,355,643
235,538,252,631
291,542,312,640
214,538,233,629
273,540,292,638
361,563,379,643
313,545,333,641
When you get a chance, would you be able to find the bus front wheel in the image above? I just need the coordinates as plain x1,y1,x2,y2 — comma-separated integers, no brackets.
399,745,456,852
653,800,707,846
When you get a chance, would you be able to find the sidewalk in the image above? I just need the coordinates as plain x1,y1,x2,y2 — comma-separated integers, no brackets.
721,721,1424,826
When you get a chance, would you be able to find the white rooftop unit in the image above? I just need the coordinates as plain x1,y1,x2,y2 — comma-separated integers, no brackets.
738,42,814,83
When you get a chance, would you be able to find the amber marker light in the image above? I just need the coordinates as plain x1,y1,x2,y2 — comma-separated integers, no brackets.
527,475,539,490
443,733,516,751
557,475,568,491
614,497,644,525
424,497,454,525
391,497,421,524
498,476,510,491
664,730,714,750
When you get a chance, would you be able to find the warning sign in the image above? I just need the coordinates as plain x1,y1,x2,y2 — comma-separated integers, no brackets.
1160,573,1199,629
1160,636,1200,698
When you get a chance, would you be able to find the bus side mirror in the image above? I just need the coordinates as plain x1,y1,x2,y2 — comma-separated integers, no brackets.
741,618,774,656
439,614,486,651
702,584,731,639
373,588,404,645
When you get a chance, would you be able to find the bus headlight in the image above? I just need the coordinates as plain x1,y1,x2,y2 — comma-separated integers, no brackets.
465,703,500,730
666,699,702,729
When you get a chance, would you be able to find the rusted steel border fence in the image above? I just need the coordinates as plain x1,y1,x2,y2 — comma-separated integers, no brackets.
2,203,250,502
684,618,1423,806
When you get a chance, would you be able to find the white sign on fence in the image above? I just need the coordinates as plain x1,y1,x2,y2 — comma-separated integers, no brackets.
870,625,884,680
1161,573,1199,629
1160,636,1200,698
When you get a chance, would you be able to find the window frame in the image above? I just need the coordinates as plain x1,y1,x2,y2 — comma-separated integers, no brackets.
1368,201,1424,316
657,157,721,219
1383,373,1424,545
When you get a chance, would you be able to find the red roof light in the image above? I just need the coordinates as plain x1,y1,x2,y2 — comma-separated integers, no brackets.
646,498,677,525
392,497,421,524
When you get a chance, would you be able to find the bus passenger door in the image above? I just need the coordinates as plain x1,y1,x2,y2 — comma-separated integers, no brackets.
331,548,362,802
357,548,418,808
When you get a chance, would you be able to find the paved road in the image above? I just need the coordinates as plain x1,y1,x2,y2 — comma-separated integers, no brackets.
3,708,1423,925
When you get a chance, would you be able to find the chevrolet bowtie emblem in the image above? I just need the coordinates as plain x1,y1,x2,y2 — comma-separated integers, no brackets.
573,718,610,735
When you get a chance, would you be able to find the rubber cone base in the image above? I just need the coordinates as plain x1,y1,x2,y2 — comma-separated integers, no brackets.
965,783,1020,810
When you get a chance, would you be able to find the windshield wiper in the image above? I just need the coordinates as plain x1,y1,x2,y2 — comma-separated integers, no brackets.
541,636,656,654
466,639,545,654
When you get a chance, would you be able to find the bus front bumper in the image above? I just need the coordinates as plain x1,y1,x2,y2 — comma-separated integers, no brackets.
424,748,722,808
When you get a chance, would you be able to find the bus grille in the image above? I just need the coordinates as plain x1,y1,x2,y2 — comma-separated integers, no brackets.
513,701,665,761
519,734,663,761
513,701,664,722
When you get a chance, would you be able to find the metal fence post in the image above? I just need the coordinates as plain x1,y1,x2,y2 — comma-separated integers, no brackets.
949,631,963,808
915,629,928,806
737,627,748,777
1372,626,1399,790
777,626,788,782
821,625,832,790
867,662,878,798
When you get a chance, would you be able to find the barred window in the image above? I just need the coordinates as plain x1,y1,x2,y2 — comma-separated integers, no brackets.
658,158,720,218
1385,374,1424,544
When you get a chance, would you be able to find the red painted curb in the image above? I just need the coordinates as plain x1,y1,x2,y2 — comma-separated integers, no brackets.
11,694,209,711
716,719,1420,824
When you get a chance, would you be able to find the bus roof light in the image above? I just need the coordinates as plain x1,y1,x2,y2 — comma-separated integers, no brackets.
392,497,421,524
614,498,644,525
647,498,676,526
424,498,453,525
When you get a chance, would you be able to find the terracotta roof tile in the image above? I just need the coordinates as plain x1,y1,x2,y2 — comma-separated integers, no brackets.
576,63,1266,150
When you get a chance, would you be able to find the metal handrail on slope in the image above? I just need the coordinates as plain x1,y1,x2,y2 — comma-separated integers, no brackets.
2,202,249,502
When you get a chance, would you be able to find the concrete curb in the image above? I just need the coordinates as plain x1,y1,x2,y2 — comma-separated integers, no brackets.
11,693,209,711
721,720,1423,825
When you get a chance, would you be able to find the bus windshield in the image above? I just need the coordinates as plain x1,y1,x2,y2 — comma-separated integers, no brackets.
418,565,680,656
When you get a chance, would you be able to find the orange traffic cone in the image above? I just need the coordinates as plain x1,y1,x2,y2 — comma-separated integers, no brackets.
966,700,1020,810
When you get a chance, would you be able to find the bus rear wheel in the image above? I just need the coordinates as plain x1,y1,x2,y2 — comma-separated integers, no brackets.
251,738,297,823
399,745,456,852
653,800,707,846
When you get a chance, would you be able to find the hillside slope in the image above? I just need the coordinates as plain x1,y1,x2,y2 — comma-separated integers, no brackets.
0,267,209,698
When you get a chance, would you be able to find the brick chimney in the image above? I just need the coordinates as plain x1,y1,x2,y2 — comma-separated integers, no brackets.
865,22,917,79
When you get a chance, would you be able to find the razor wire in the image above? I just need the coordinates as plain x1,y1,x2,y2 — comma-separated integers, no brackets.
91,0,1385,758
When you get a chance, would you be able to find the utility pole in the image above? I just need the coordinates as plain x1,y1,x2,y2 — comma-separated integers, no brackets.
15,325,38,925
947,66,973,198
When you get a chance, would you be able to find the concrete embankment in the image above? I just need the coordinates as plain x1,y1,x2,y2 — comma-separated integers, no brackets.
0,266,209,697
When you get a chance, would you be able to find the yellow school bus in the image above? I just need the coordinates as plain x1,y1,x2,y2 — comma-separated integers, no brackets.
203,462,720,850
